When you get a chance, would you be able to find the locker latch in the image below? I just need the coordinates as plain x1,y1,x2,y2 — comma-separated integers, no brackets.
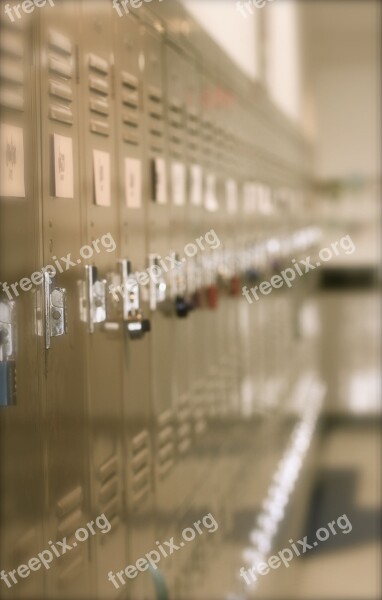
148,254,167,312
0,299,17,407
202,254,219,310
170,254,193,319
43,270,67,349
84,265,106,334
118,259,150,340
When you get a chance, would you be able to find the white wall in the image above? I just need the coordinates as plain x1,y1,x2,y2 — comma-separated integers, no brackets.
265,0,302,124
314,61,379,180
180,0,260,80
304,1,380,268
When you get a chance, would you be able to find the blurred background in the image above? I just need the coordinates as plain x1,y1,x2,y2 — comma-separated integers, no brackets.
182,1,381,598
0,1,380,599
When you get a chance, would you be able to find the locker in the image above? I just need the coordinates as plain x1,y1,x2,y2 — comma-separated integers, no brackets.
214,81,241,419
143,14,176,535
76,2,127,598
199,72,220,420
224,106,243,418
0,9,45,600
35,2,92,597
182,58,208,442
165,43,196,514
140,12,176,592
112,9,156,600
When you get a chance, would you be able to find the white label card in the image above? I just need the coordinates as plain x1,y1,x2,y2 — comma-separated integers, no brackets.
226,178,238,214
171,161,186,206
93,150,111,207
152,157,167,205
125,158,142,209
53,134,74,199
243,182,255,214
0,124,25,198
205,173,218,213
190,164,203,206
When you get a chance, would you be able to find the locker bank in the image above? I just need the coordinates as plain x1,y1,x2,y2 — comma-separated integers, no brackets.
0,1,380,599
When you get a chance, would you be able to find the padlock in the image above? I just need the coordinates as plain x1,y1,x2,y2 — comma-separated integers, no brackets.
229,275,242,297
126,316,151,340
206,284,218,310
175,295,194,319
191,289,204,309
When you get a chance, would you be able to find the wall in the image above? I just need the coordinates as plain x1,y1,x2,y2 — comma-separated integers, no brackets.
304,0,380,267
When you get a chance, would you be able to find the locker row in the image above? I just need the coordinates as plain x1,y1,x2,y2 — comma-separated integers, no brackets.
0,1,318,599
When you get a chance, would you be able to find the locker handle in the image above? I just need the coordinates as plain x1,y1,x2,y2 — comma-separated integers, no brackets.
118,259,138,321
148,254,167,311
0,299,17,407
85,265,106,334
43,271,67,349
118,259,150,340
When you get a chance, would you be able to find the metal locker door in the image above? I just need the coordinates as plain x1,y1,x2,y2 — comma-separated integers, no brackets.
224,102,242,418
212,81,231,419
112,10,156,600
35,3,92,598
165,44,195,510
77,2,126,598
203,79,235,528
182,59,208,442
178,52,209,499
0,10,45,600
187,70,221,512
199,72,220,421
141,16,177,591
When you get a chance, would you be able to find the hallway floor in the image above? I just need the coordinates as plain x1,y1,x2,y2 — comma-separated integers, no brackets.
293,287,381,600
294,422,381,600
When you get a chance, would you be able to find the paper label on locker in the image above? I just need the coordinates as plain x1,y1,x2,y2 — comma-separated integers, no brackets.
152,157,167,205
190,164,203,206
0,124,25,198
93,150,111,207
205,173,218,212
125,158,142,209
259,184,273,214
53,134,74,199
226,178,238,214
243,182,255,214
171,161,186,206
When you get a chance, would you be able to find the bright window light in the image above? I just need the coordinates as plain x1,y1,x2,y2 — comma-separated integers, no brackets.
265,0,302,122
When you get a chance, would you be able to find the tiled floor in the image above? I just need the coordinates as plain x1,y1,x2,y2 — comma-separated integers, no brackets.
293,287,381,600
293,424,381,600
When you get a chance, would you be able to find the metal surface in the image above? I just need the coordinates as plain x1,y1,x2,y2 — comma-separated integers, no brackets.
0,2,319,599
0,8,45,599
